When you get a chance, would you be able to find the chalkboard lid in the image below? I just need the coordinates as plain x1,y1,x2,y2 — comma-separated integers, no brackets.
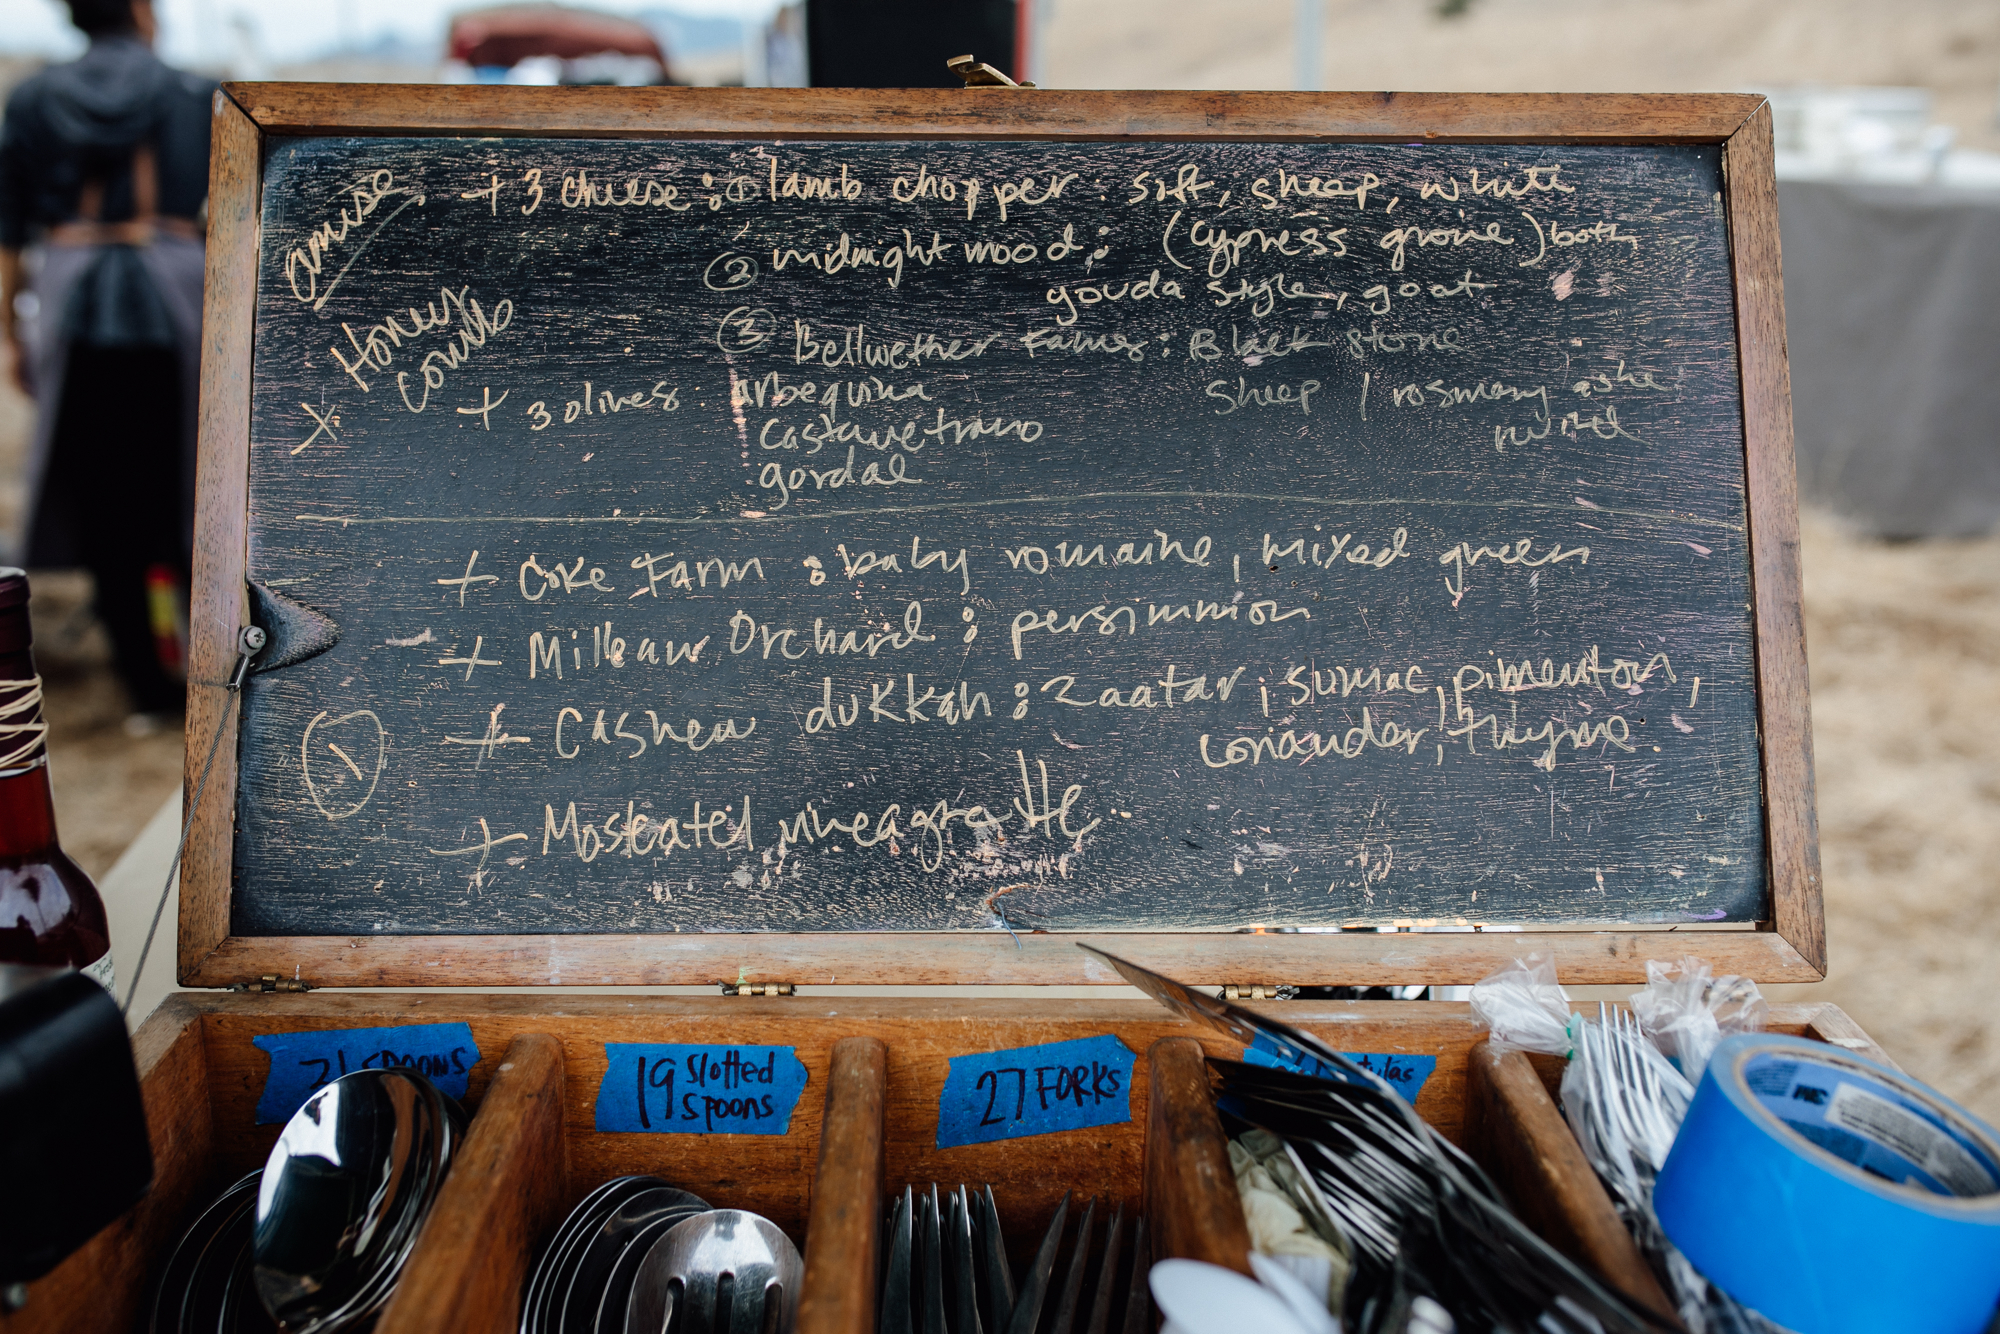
177,84,1822,991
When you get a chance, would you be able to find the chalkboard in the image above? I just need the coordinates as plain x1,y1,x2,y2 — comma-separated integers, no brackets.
227,126,1772,943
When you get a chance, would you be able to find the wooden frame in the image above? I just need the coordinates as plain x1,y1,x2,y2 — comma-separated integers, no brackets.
184,86,1823,989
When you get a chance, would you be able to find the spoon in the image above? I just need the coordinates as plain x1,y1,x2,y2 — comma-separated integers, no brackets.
251,1068,456,1333
625,1209,804,1334
1148,1260,1312,1334
149,1172,259,1334
558,1186,710,1333
525,1176,654,1333
591,1204,709,1334
1247,1254,1340,1334
529,1176,662,1334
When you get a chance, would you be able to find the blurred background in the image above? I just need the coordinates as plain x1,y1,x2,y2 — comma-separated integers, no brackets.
1,0,1995,1124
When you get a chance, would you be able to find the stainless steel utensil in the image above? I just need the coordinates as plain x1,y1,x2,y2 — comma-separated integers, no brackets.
624,1209,803,1334
527,1177,649,1333
150,1172,260,1334
1081,1204,1124,1334
590,1198,712,1334
946,1186,981,1334
1096,947,1677,1334
526,1176,662,1334
251,1068,460,1334
1002,1193,1069,1334
879,1186,914,1334
559,1186,710,1334
182,1187,257,1334
920,1185,947,1334
217,1229,281,1334
1045,1195,1096,1334
976,1187,1015,1334
1117,1217,1148,1334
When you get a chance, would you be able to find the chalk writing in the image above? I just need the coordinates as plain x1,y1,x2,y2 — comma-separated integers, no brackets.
237,134,1765,938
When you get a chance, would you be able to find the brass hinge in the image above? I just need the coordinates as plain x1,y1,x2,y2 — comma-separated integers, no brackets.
721,982,795,997
230,974,313,994
1222,984,1297,1001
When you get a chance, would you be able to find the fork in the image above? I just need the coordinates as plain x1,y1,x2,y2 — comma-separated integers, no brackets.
879,1187,914,1334
1003,1193,1071,1334
1045,1196,1098,1334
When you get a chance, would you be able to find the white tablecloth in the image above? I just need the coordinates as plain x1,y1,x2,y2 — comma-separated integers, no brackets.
1780,179,2000,537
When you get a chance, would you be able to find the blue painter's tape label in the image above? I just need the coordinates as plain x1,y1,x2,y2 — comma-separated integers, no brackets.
252,1022,481,1125
1243,1032,1437,1105
936,1034,1136,1150
596,1044,808,1135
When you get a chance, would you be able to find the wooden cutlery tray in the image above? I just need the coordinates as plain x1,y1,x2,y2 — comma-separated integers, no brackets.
0,990,1896,1334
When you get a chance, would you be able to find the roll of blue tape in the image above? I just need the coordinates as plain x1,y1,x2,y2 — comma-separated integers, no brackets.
1655,1032,2000,1334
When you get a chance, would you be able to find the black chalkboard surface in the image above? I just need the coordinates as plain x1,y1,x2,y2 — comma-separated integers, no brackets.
232,132,1763,940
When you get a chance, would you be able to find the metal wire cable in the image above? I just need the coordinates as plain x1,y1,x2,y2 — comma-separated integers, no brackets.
120,633,260,1018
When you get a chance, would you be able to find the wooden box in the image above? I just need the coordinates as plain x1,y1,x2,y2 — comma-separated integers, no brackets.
0,992,1896,1333
2,86,1863,1334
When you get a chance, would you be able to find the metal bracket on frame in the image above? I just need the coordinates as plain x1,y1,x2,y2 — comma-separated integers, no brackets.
722,982,796,997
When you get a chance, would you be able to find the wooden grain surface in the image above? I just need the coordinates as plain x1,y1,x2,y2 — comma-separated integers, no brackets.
376,1032,569,1334
176,992,1481,1237
1723,103,1827,977
184,926,1821,989
0,999,215,1334
180,89,260,984
797,1036,887,1334
20,992,1892,1325
1801,1003,1901,1073
1143,1037,1252,1276
227,85,1764,143
1463,1039,1680,1324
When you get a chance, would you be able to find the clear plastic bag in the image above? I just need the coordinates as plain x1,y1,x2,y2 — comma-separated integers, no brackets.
1467,953,1576,1056
1629,955,1769,1082
1543,958,1787,1334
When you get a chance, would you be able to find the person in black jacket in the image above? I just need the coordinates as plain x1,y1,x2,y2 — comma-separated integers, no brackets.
0,0,215,721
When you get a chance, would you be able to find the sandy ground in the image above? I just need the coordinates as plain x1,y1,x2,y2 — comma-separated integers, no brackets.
1764,514,2000,1123
0,0,1995,1126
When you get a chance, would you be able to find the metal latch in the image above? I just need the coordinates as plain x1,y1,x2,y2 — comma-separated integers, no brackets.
1222,985,1297,1001
722,983,795,997
230,974,313,994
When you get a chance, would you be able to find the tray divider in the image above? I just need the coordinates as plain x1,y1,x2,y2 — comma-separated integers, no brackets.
798,1035,888,1334
1802,1004,1901,1072
376,1032,569,1334
1142,1037,1252,1276
1462,1039,1681,1324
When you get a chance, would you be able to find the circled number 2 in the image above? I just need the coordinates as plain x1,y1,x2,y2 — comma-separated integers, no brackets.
703,251,759,292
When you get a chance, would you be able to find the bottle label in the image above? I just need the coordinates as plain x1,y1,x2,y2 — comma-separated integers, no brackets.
82,951,116,994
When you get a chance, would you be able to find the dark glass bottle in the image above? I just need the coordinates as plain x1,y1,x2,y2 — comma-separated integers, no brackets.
0,568,113,990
